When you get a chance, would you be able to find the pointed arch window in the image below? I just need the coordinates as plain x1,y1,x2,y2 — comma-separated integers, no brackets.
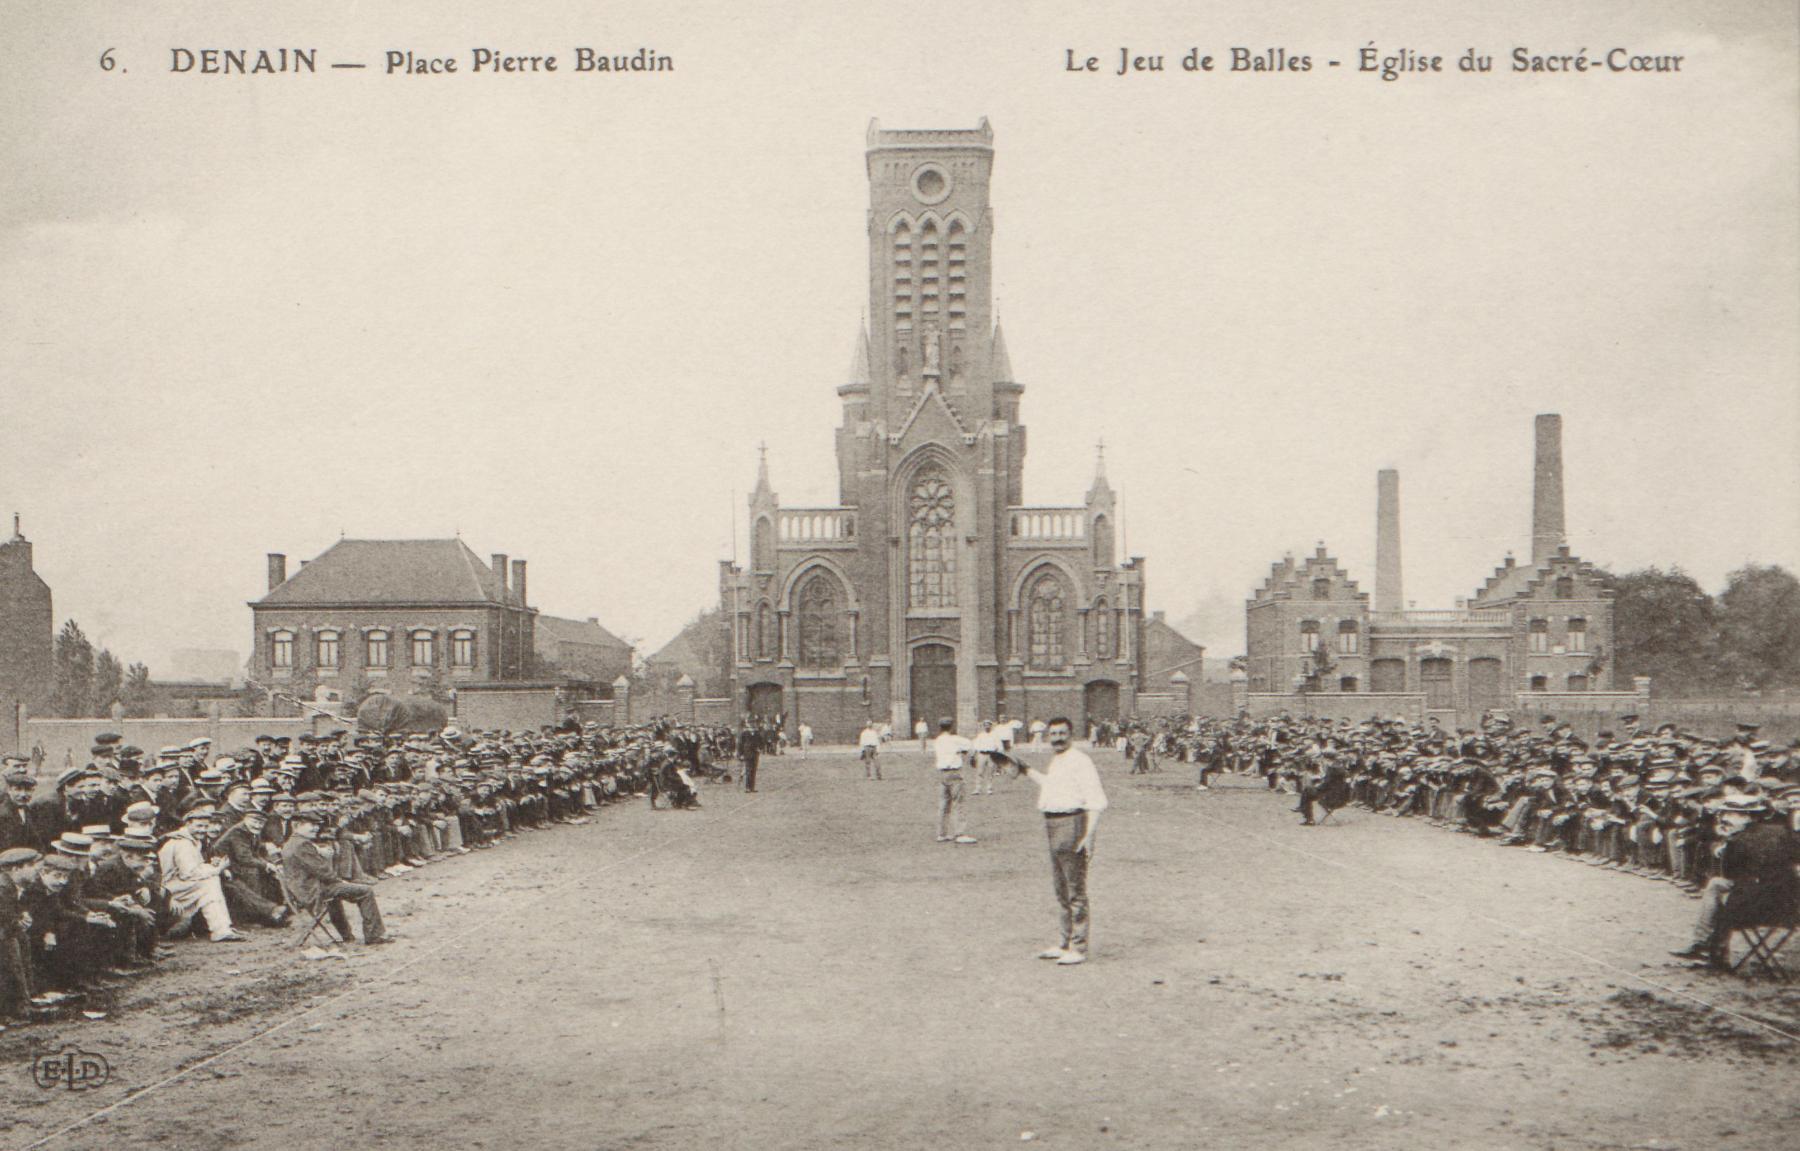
752,517,774,572
1093,598,1114,660
796,574,843,669
908,470,956,609
756,602,773,660
1027,573,1069,670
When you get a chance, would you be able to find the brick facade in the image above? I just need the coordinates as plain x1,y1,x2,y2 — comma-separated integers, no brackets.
1246,415,1616,723
0,521,53,751
249,540,538,712
718,121,1158,742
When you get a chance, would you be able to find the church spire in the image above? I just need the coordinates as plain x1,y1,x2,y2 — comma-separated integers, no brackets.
847,320,872,387
753,441,772,495
990,319,1016,384
1087,438,1114,505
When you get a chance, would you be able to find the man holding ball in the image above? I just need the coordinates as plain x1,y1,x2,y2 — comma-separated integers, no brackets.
1015,716,1107,966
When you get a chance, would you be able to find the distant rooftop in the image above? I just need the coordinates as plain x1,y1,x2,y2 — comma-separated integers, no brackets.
255,539,523,607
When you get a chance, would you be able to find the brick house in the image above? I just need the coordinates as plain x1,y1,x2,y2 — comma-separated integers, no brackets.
0,517,53,748
534,614,634,689
248,540,537,707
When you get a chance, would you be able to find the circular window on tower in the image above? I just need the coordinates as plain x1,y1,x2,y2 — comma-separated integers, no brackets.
910,163,952,205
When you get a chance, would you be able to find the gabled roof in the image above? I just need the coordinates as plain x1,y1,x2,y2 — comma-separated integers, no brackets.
894,379,970,442
646,609,721,670
255,539,519,607
1472,554,1537,605
1250,546,1366,605
535,614,632,652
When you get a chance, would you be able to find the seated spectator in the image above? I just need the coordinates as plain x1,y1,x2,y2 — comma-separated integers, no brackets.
282,811,391,946
1671,796,1800,967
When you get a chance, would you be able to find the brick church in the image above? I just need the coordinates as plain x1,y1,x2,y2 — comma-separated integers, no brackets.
718,120,1166,742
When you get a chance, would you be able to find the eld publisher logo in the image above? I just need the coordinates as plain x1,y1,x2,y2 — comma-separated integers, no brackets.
32,1046,111,1091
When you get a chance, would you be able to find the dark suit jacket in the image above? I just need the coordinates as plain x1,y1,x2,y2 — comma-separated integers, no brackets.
280,836,339,907
215,823,277,898
0,798,35,853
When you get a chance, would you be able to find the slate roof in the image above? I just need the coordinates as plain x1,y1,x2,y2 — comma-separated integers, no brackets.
535,614,632,653
255,539,519,607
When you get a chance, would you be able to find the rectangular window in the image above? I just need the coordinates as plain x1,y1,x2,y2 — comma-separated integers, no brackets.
1530,675,1548,692
1567,674,1590,692
1567,619,1587,653
1339,676,1359,693
1529,619,1550,654
315,632,339,670
271,632,293,669
1337,621,1359,654
1300,620,1320,653
412,631,435,667
367,632,390,668
452,631,475,668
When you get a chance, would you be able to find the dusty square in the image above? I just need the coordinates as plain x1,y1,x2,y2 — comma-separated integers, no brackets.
4,747,1796,1151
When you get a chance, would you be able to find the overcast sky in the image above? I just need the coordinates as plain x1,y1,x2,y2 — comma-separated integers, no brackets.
2,0,1794,669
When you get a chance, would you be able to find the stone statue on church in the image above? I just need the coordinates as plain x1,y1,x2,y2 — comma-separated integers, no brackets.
924,327,941,374
895,341,909,377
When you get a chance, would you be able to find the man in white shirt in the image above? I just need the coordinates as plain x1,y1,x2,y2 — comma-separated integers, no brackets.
915,718,930,751
858,721,884,780
932,718,977,844
1019,715,1107,965
798,723,814,758
971,720,1004,796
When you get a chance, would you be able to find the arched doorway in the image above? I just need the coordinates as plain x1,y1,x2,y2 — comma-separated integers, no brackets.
909,643,957,730
1468,657,1506,712
1370,658,1405,693
1083,681,1120,730
745,683,783,720
1420,658,1455,710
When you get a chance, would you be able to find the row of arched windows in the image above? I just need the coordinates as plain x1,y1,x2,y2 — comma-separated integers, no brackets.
741,567,1115,672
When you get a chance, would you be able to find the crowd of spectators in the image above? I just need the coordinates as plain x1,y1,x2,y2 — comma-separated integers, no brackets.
0,719,740,1021
1110,711,1800,967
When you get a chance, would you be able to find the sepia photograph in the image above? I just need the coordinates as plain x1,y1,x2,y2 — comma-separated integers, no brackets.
1,1,1795,1147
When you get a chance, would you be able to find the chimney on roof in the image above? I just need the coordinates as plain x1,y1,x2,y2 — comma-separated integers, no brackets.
587,617,599,625
1531,413,1566,564
1375,469,1403,614
511,559,527,606
492,554,508,594
267,553,286,591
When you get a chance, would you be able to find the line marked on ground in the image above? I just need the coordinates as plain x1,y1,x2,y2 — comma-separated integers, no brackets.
16,782,782,1151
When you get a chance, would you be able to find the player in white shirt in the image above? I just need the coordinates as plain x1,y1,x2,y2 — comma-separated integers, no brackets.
1016,715,1107,965
970,720,1004,796
857,722,884,780
931,718,977,844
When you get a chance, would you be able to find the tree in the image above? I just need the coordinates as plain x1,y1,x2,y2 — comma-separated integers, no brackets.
92,649,124,717
50,619,95,718
122,662,155,718
1606,567,1721,696
1715,564,1800,692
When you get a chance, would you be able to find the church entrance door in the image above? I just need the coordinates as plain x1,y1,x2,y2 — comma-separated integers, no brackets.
909,643,957,731
746,683,784,720
1083,681,1120,731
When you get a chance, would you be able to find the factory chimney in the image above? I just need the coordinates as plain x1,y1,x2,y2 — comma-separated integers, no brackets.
1531,413,1566,564
1375,469,1403,614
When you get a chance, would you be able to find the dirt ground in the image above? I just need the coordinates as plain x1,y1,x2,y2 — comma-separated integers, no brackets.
3,746,1796,1151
